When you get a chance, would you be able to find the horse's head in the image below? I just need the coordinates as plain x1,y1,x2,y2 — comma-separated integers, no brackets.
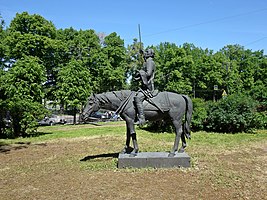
81,94,100,121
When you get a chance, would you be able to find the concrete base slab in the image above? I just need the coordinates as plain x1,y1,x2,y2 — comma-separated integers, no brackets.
118,152,190,168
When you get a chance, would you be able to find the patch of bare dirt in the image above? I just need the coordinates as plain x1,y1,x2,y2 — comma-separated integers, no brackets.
0,135,266,200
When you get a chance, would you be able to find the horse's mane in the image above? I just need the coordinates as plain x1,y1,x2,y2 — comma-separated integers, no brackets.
96,90,132,104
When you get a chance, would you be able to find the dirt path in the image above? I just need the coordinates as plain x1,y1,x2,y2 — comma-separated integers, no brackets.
0,135,266,200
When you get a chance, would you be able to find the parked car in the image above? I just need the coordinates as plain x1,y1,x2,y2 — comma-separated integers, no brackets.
84,112,103,122
3,118,11,128
38,115,66,126
83,111,113,123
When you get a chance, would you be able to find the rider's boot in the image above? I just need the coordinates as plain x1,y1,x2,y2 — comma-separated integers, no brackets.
134,96,146,126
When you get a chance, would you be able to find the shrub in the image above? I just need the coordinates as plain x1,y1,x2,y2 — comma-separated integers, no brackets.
205,93,259,133
191,98,207,131
144,120,174,133
254,111,267,129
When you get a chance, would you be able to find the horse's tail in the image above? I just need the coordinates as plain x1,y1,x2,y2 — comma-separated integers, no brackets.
182,95,193,139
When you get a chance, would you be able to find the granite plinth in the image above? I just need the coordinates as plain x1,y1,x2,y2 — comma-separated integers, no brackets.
118,152,190,168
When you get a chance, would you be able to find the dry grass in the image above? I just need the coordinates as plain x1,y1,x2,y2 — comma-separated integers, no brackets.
0,124,266,200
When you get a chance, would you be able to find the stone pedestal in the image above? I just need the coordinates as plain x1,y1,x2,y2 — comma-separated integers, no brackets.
118,152,190,168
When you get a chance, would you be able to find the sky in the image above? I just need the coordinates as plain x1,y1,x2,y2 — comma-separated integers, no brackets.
0,0,267,53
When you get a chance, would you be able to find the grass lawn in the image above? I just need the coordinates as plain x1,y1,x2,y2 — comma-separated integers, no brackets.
0,122,266,199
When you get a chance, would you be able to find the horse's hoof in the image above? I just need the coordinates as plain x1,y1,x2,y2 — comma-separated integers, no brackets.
129,150,138,157
168,152,175,157
121,149,126,154
129,153,137,157
178,149,185,153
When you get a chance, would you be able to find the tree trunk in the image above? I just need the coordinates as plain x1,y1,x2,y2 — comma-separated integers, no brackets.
73,107,76,125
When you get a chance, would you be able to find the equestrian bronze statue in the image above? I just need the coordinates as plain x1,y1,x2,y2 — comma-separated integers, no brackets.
81,90,193,157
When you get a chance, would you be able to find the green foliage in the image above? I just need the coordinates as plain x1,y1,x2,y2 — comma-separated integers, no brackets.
56,28,100,95
6,12,58,61
0,56,47,137
153,42,193,94
191,98,208,131
250,80,267,105
144,120,174,133
125,38,143,90
205,93,259,133
3,56,45,101
165,70,192,94
9,12,56,38
6,99,47,138
97,32,127,92
56,59,92,108
254,111,267,129
6,12,67,101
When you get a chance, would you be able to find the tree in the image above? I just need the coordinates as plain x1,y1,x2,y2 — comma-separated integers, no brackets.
0,56,47,137
219,45,250,95
0,67,7,137
5,12,67,100
56,59,91,124
57,28,102,93
0,14,8,137
125,38,143,90
154,42,193,94
95,32,127,92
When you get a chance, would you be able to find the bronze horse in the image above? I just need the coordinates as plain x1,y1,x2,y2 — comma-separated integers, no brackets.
81,90,193,156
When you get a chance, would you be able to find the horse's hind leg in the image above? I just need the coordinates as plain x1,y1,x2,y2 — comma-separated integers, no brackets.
178,133,187,153
129,120,139,156
169,120,182,157
130,132,139,156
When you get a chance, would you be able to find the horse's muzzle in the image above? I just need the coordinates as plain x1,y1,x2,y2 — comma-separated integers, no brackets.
80,113,89,122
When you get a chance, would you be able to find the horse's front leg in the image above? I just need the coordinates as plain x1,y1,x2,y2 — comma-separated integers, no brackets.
121,122,131,154
169,120,182,157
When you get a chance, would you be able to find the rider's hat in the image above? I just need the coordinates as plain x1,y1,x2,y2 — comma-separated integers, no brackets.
144,49,155,58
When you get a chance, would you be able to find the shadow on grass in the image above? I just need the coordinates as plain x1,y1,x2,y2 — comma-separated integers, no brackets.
0,141,31,153
0,140,47,154
80,152,119,161
0,131,51,153
0,132,52,139
80,147,134,161
27,131,53,137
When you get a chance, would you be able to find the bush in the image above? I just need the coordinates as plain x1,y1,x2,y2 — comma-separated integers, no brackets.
191,98,208,131
144,120,174,133
4,99,48,138
254,111,267,129
205,93,259,133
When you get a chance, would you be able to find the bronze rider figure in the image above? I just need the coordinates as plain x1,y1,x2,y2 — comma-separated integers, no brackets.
134,48,155,126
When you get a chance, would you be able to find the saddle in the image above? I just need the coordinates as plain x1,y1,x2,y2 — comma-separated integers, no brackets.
143,91,171,112
115,90,170,115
